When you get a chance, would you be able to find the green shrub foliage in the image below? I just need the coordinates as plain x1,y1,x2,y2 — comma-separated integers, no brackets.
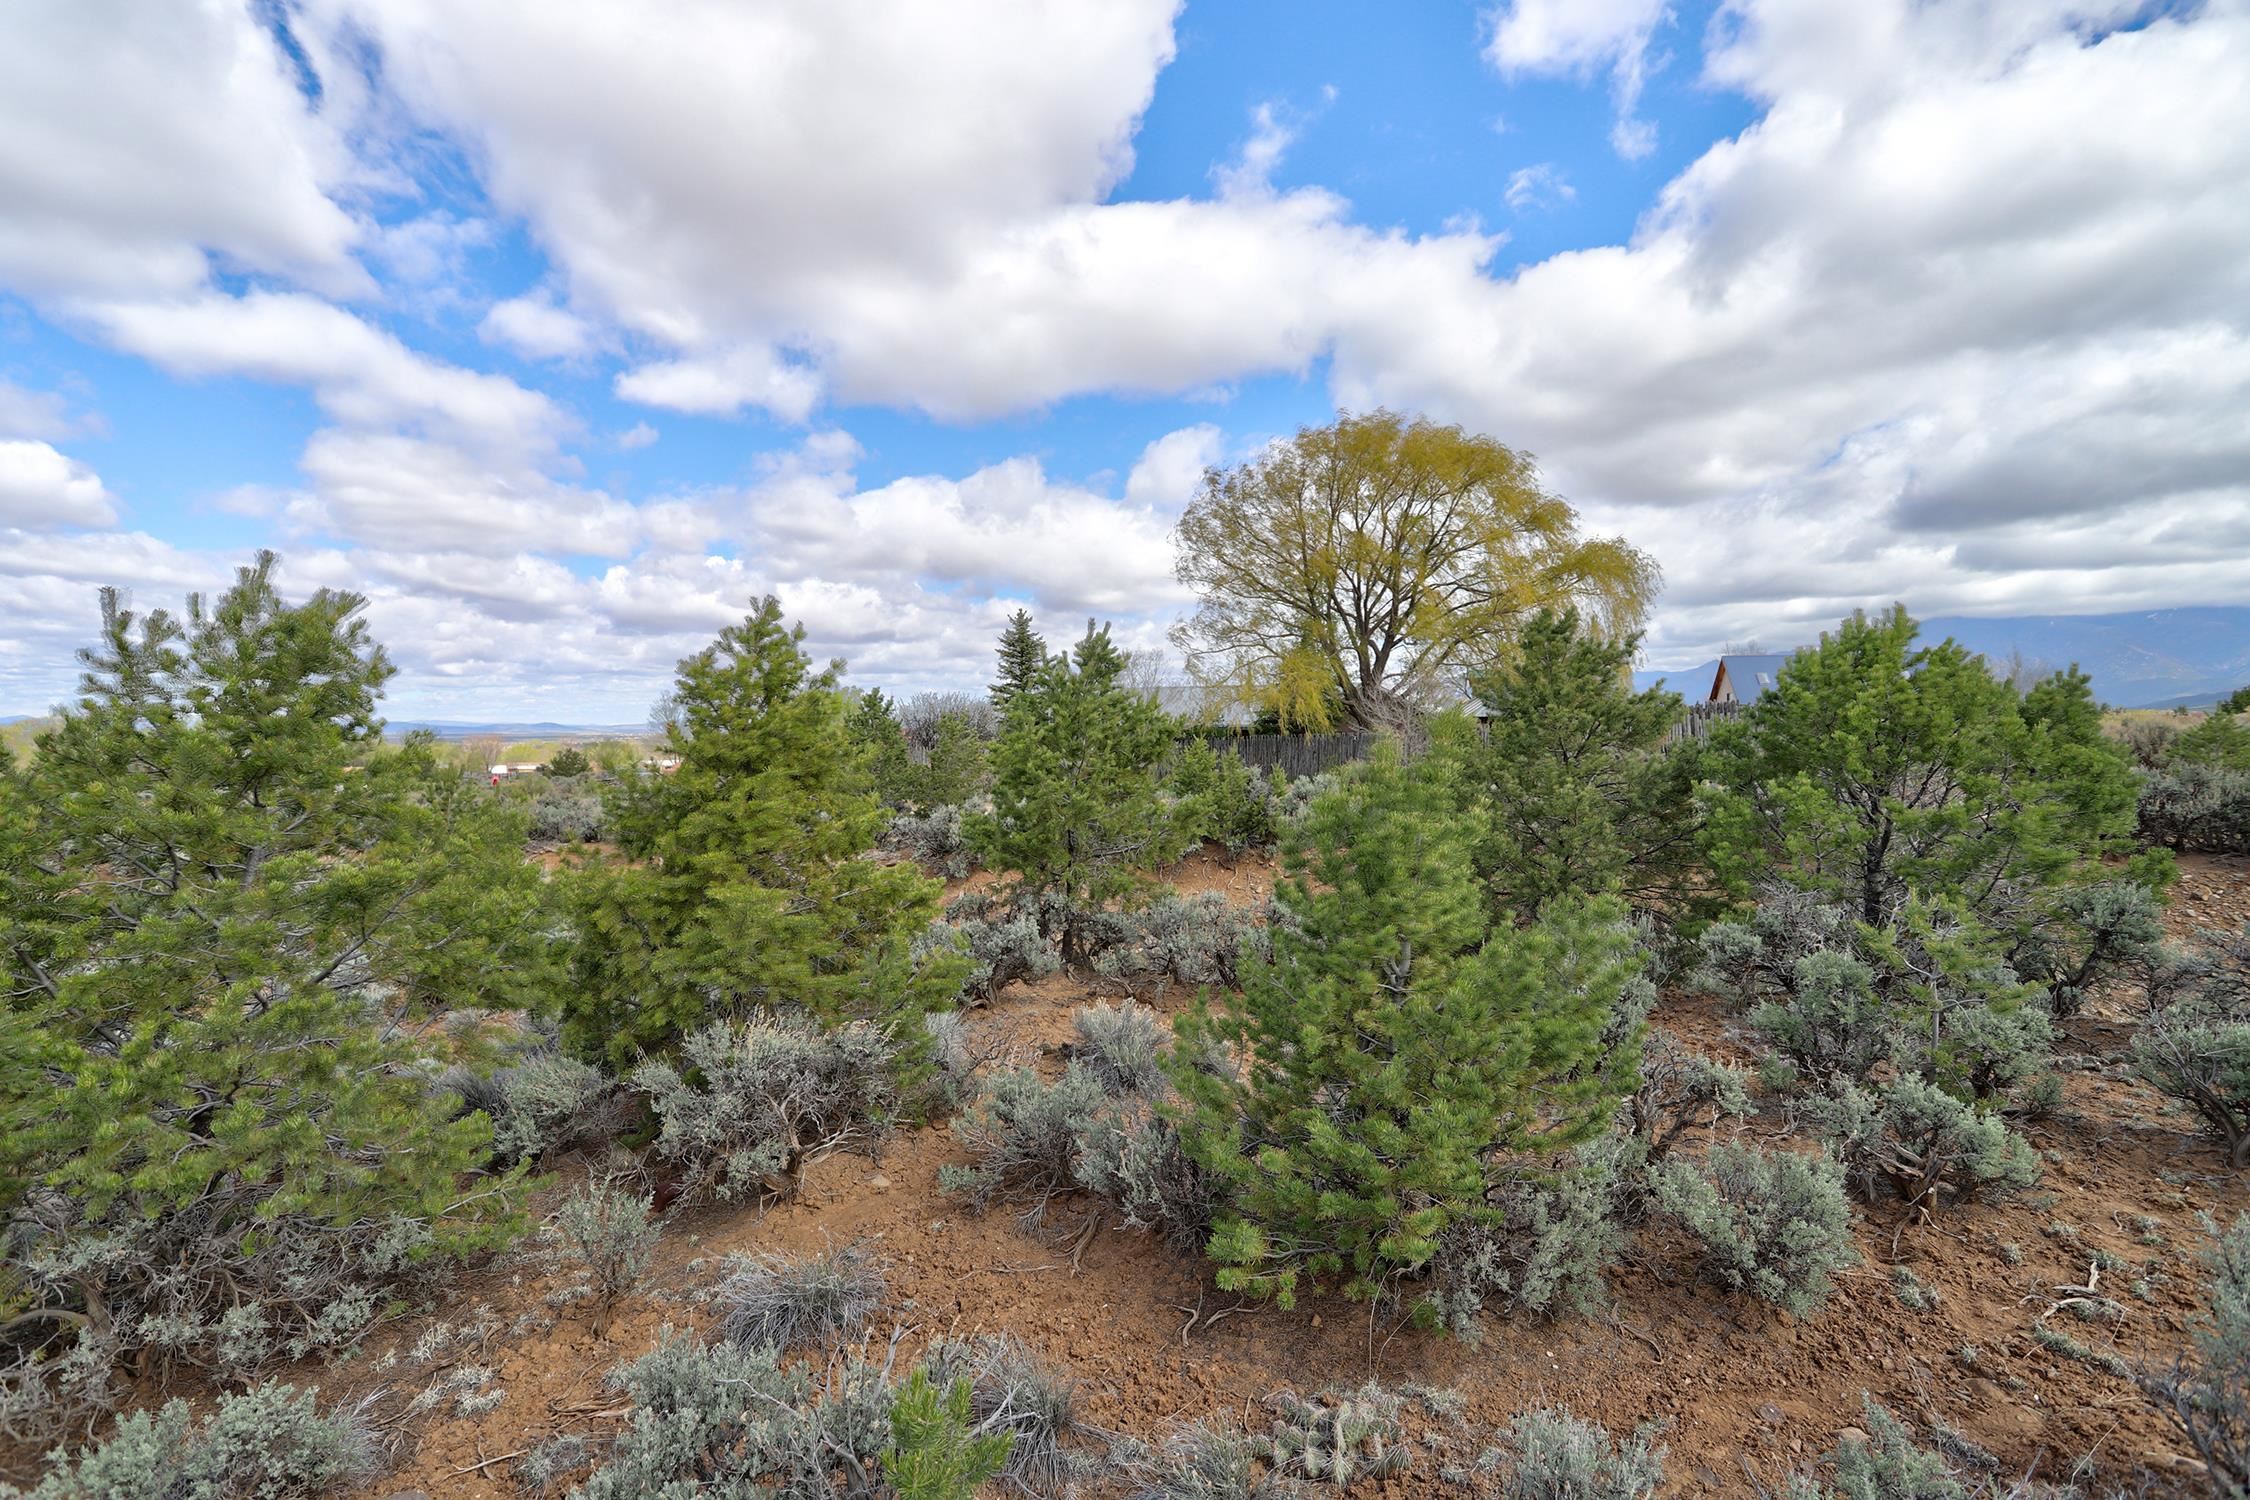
1811,1077,2039,1211
2140,1213,2250,1495
0,555,542,1435
1782,1399,1967,1500
5,1381,377,1500
969,621,1191,964
1445,606,1696,920
883,1369,1014,1500
1480,1405,1667,1499
2133,924,2250,1168
1170,737,1280,853
633,1014,897,1204
1649,1141,1857,1317
1698,607,2166,1101
566,598,965,1065
2171,712,2250,773
849,686,918,808
1172,748,1645,1309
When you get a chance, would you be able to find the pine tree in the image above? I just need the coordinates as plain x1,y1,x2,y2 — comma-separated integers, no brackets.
882,1369,1014,1500
970,620,1188,964
566,599,965,1066
846,686,916,806
906,709,988,810
1447,606,1695,920
989,608,1047,708
0,554,544,1398
1170,748,1645,1310
1699,606,2167,1100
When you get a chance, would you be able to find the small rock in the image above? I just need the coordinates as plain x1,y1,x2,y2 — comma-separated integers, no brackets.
1836,1426,1870,1450
867,1172,892,1191
383,1492,433,1500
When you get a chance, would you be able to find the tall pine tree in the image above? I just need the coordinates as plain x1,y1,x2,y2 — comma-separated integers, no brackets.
1170,747,1644,1310
989,608,1047,708
970,620,1187,963
566,599,964,1065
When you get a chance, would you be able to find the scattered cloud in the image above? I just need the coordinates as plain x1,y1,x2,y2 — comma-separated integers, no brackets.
1484,0,1673,158
0,439,116,528
1213,102,1299,199
615,343,821,422
1504,163,1576,212
2,0,2247,707
480,291,599,362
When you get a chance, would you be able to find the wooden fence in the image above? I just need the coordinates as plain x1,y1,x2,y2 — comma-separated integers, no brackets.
1666,700,1743,743
1195,700,1737,777
1205,731,1380,778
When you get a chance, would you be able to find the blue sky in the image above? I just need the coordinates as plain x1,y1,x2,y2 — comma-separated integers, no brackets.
3,0,2247,719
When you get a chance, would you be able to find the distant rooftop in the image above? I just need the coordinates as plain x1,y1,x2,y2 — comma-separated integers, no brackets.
1709,653,1795,704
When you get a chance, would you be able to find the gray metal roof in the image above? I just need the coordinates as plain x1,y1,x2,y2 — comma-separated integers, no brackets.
1711,654,1793,703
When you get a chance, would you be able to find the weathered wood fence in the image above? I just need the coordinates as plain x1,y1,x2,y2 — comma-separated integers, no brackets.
1666,700,1743,743
1196,700,1737,777
1205,731,1380,778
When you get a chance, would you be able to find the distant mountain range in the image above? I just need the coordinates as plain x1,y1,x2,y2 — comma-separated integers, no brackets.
384,720,650,741
1636,607,2250,710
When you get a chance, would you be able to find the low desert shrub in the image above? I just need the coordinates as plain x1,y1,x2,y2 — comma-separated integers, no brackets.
527,788,605,845
1428,1133,1642,1336
1073,1001,1168,1096
4,1382,377,1500
2138,764,2250,853
1649,1141,1857,1317
2139,1213,2250,1495
1781,1399,1965,1499
1109,893,1270,988
940,907,1062,1003
471,1051,622,1167
1071,1098,1220,1255
923,1010,980,1108
1,1188,453,1445
940,1064,1107,1215
1811,1077,2040,1210
712,1242,886,1355
888,804,978,878
574,1334,896,1500
514,1433,591,1496
1476,1405,1666,1499
550,1179,661,1338
2132,963,2250,1169
1748,950,1894,1089
923,1334,1094,1496
2019,881,2167,1020
1115,1419,1264,1500
1628,1030,1753,1163
633,1014,897,1205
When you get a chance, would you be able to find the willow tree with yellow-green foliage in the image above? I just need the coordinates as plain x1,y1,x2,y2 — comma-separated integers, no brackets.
1171,410,1659,731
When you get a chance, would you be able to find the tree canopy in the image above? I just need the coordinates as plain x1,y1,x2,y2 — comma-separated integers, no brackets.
0,553,544,1416
1171,410,1659,730
968,621,1188,963
565,599,962,1066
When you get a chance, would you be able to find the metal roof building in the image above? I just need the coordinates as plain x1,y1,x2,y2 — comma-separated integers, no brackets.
1708,654,1793,705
